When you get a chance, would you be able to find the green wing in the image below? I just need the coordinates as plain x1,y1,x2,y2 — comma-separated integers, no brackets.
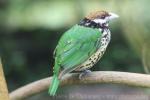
55,25,102,73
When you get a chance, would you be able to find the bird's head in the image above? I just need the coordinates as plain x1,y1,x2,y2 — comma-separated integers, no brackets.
85,11,119,27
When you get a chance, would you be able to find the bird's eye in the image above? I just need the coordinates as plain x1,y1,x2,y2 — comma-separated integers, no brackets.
101,15,105,19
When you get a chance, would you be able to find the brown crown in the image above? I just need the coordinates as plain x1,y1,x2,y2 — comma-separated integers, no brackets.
85,11,110,20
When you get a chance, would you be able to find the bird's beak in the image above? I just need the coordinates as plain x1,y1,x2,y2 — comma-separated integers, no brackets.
108,12,119,21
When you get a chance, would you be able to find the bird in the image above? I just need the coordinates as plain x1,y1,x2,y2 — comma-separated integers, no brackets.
48,11,119,96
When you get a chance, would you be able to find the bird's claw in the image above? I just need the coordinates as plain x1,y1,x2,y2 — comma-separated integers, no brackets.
79,70,91,79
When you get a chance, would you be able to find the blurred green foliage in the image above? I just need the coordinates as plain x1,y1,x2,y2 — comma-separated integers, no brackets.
0,0,149,95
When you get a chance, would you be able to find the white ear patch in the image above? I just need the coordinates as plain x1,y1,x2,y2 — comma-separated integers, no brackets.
92,19,106,24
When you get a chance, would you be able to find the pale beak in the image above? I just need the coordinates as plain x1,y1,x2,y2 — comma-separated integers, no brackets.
108,12,119,20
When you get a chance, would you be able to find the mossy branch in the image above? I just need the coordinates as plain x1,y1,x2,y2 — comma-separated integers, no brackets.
10,71,150,100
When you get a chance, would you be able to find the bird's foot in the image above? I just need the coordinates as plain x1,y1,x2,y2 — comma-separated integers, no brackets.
79,70,91,80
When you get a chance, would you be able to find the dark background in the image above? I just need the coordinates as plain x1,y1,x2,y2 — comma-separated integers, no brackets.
0,0,150,99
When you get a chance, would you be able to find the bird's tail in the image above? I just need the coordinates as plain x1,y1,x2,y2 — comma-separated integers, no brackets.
48,74,60,96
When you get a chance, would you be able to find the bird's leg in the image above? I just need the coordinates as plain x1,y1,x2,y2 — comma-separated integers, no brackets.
79,70,91,79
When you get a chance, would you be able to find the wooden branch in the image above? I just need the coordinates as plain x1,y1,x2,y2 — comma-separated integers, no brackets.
10,71,150,100
0,58,9,100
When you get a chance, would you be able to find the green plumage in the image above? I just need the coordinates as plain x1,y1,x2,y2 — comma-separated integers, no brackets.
49,24,102,95
48,75,59,96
